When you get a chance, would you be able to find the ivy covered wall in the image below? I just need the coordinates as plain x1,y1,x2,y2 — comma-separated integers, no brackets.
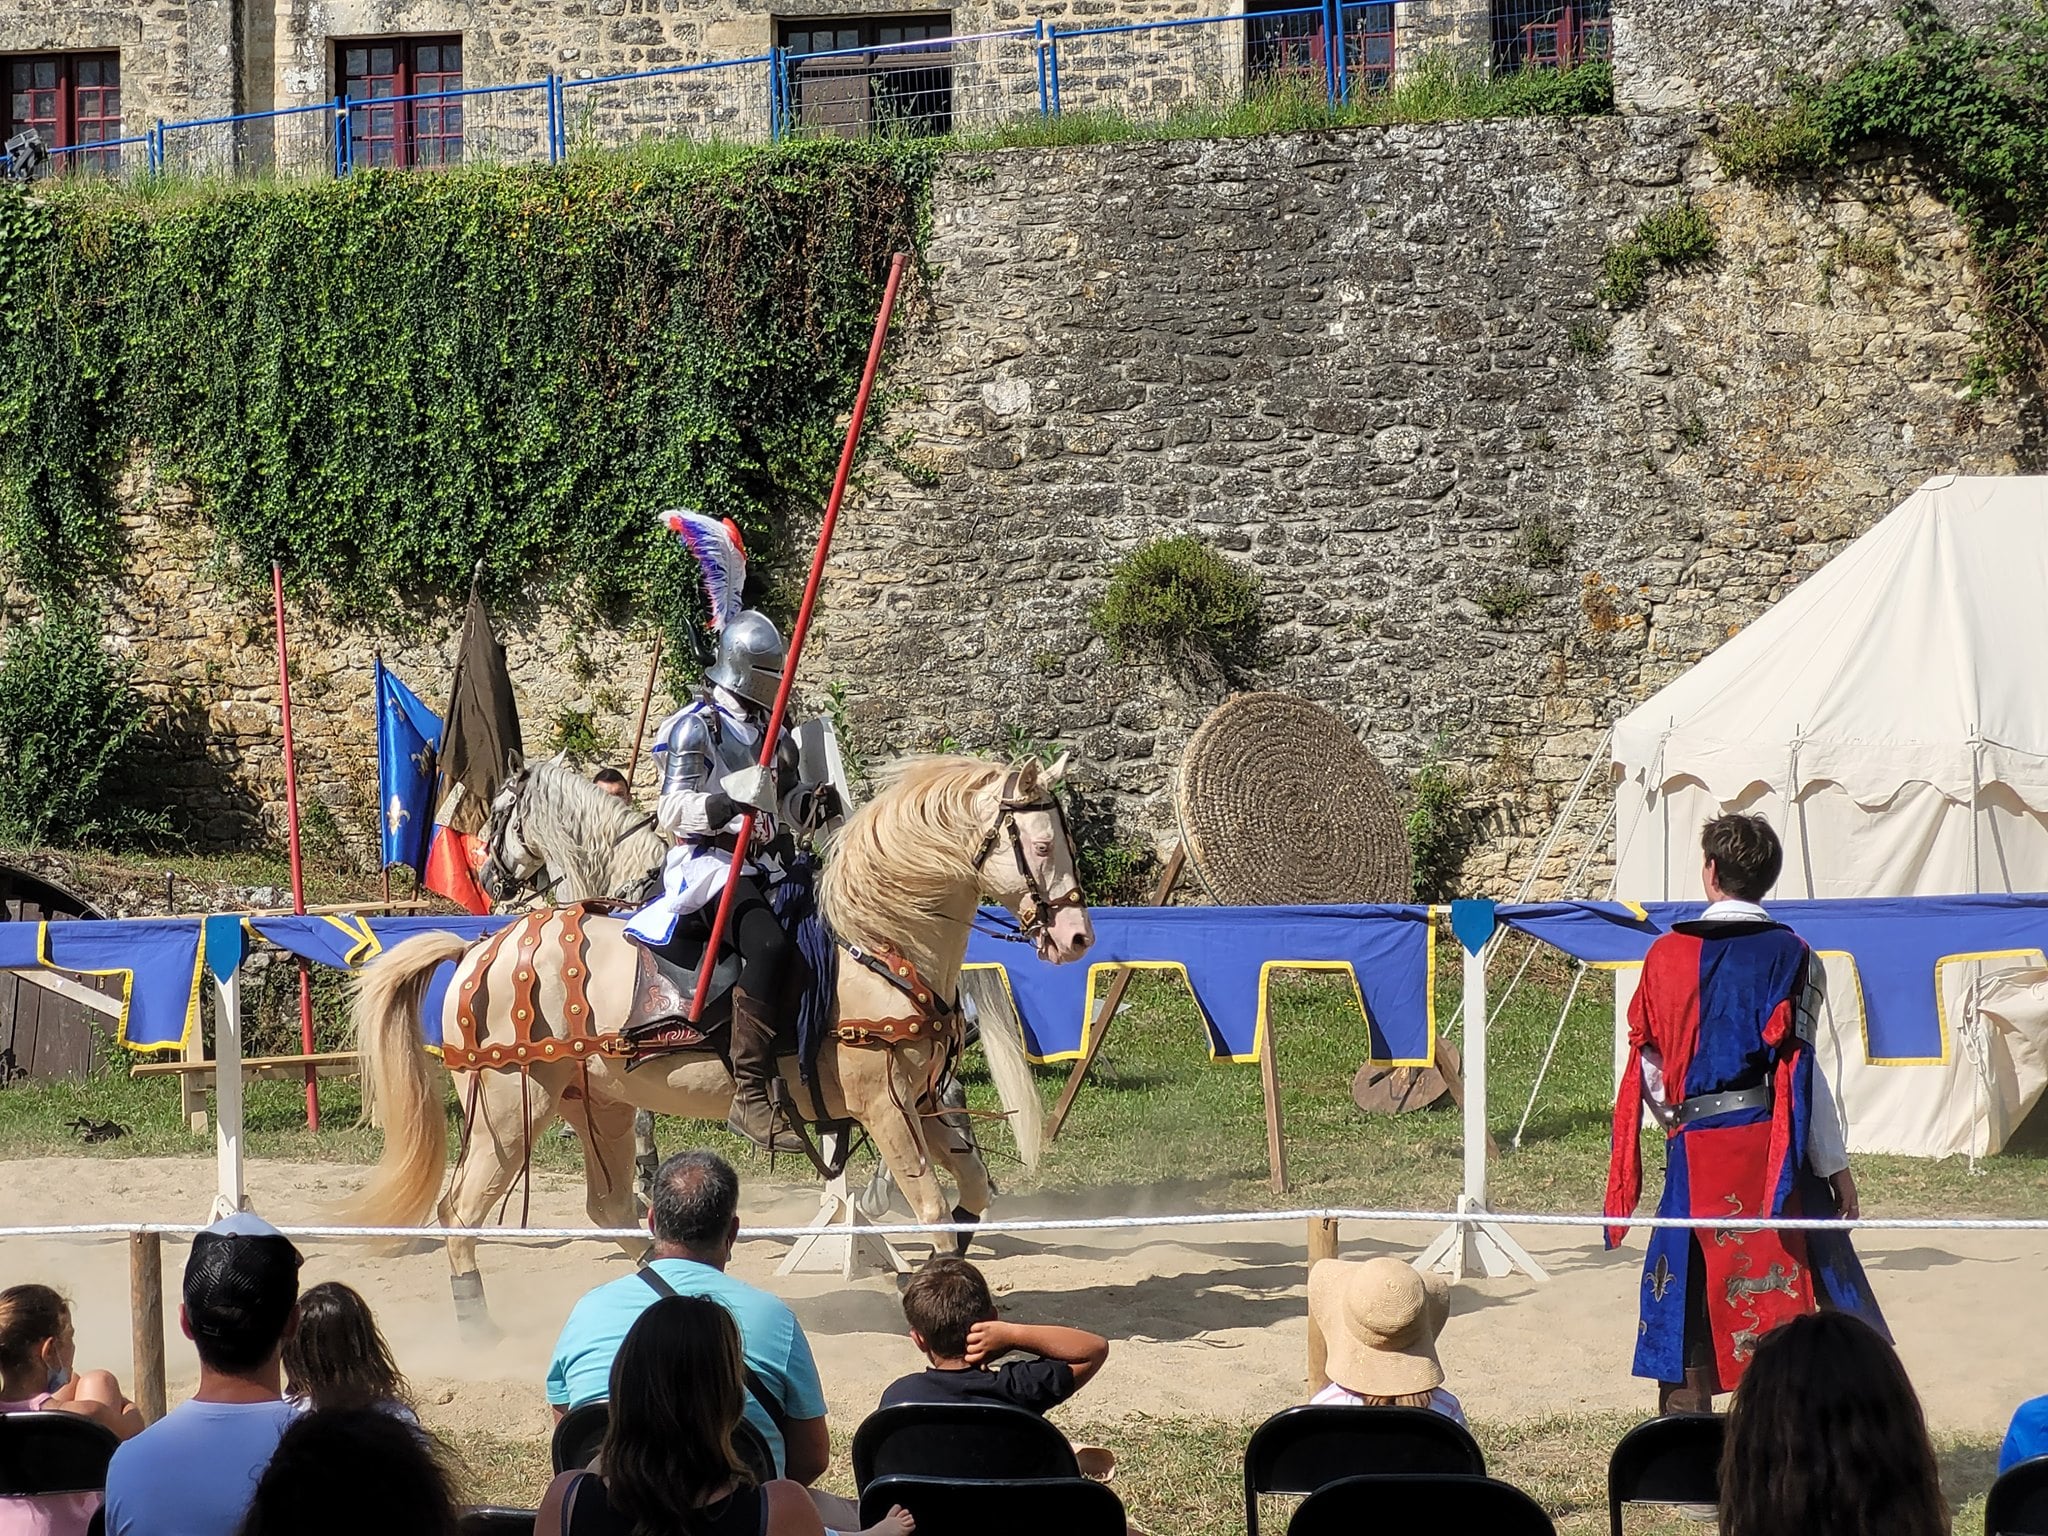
0,140,931,657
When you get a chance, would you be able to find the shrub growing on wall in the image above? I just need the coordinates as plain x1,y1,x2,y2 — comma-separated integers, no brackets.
0,140,932,664
0,610,163,848
1089,535,1262,681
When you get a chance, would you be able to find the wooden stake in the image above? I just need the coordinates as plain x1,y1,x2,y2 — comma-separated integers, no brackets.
624,633,665,789
1261,1008,1289,1194
1046,844,1186,1144
1306,1217,1340,1393
129,1232,166,1425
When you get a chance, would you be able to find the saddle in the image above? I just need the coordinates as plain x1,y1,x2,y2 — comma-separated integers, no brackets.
621,936,743,1063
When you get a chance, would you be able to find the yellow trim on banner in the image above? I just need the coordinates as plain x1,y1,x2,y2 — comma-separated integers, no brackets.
320,913,382,966
36,920,205,1055
964,938,1437,1069
1922,948,2047,1070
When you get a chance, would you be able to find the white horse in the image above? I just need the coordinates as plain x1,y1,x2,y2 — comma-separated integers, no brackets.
350,755,1091,1331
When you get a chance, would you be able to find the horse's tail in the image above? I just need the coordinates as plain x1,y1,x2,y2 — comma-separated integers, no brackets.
349,931,468,1227
977,992,1044,1170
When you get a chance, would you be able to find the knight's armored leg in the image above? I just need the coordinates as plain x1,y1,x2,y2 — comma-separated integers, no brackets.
726,987,803,1153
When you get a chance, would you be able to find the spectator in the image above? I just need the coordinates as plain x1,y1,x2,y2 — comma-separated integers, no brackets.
1720,1311,1947,1536
593,769,631,803
104,1213,303,1536
539,1296,909,1536
879,1257,1107,1414
2002,1393,2048,1474
1305,1257,1466,1426
547,1151,828,1483
235,1408,457,1536
1,1282,143,1536
282,1282,417,1422
0,1282,144,1438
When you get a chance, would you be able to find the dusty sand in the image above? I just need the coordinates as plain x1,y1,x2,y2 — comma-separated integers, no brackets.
3,1155,2042,1449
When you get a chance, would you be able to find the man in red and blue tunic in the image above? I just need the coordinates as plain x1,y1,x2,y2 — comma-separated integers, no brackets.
1605,813,1888,1413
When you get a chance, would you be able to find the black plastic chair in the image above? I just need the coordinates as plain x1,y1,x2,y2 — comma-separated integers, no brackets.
1607,1413,1724,1535
550,1402,611,1473
1988,1455,2048,1536
0,1410,121,1497
858,1475,1125,1536
1243,1405,1486,1536
1288,1473,1556,1536
851,1403,1081,1492
551,1399,775,1483
456,1509,537,1536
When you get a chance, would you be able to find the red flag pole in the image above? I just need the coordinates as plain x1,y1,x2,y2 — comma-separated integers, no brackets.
272,561,320,1131
689,250,908,1022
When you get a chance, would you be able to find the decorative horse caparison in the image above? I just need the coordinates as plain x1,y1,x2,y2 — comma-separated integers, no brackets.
349,754,1094,1325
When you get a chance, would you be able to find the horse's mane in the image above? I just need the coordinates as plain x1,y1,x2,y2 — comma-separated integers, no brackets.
819,755,1006,955
518,757,668,900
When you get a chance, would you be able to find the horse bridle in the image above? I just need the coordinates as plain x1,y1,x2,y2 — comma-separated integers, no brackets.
970,769,1086,940
487,773,658,906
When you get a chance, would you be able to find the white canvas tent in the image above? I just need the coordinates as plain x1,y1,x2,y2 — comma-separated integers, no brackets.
1608,474,2048,1158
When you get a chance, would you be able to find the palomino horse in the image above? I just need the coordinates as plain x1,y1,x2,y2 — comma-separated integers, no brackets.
350,754,1093,1329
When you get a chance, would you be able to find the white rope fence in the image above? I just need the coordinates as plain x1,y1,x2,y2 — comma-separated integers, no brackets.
8,1206,2048,1242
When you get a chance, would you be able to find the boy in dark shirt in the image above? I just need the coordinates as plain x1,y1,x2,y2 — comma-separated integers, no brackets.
878,1258,1108,1414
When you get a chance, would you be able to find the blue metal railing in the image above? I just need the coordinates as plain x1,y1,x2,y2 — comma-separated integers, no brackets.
6,0,1572,183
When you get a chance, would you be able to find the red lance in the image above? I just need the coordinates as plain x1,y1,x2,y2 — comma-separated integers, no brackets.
687,251,909,1022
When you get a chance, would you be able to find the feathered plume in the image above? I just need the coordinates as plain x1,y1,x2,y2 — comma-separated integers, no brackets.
659,509,748,631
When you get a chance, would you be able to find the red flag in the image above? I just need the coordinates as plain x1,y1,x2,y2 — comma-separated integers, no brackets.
425,581,523,915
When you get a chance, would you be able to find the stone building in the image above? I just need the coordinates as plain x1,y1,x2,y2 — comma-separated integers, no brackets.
5,0,1589,174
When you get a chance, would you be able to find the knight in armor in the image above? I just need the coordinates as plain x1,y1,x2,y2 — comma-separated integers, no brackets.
626,513,841,1153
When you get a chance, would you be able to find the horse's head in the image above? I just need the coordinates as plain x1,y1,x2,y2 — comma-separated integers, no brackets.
478,760,542,904
972,753,1095,965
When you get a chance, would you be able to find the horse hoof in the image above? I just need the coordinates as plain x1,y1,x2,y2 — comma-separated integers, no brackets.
451,1272,502,1345
950,1205,980,1258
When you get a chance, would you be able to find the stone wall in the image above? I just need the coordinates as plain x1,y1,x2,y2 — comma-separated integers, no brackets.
809,119,2039,892
2,478,671,862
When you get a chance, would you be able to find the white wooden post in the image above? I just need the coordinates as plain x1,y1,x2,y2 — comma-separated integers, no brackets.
212,965,247,1219
1422,904,1548,1282
202,916,249,1220
775,1131,911,1279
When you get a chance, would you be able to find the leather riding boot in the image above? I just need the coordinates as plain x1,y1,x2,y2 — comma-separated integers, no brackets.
1658,1367,1719,1415
726,989,804,1154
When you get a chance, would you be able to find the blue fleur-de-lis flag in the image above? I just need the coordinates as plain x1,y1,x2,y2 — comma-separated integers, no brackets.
375,656,443,875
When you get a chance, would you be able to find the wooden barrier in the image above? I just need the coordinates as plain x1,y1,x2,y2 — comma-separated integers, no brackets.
129,1231,166,1424
1305,1217,1340,1393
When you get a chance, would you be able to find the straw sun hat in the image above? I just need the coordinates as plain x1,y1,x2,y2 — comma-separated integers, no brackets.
1308,1257,1451,1399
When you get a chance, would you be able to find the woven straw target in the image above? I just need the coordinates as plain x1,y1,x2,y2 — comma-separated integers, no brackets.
1175,692,1409,905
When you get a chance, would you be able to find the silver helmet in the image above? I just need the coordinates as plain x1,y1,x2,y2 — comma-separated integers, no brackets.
708,609,786,709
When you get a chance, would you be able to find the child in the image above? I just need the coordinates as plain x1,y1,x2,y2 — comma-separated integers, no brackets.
1,1283,144,1536
283,1282,419,1422
1305,1256,1466,1426
879,1258,1107,1415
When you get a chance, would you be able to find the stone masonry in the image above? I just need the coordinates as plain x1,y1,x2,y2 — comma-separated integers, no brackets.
3,0,2042,894
808,119,2039,891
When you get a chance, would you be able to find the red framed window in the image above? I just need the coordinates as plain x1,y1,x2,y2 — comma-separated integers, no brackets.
4,52,123,172
339,36,463,169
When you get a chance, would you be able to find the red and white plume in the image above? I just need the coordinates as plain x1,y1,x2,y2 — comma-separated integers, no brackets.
659,508,748,631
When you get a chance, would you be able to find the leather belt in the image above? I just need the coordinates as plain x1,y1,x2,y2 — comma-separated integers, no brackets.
1674,1086,1772,1125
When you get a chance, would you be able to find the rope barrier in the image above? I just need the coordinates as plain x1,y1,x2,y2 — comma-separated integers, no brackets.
6,1206,2048,1243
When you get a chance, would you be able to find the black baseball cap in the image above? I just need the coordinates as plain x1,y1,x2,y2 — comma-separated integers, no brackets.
183,1212,303,1359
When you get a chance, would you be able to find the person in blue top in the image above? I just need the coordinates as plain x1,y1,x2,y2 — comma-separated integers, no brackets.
2002,1395,2048,1473
104,1212,304,1536
547,1150,829,1484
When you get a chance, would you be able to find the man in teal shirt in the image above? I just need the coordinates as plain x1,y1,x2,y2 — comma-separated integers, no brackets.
546,1149,829,1482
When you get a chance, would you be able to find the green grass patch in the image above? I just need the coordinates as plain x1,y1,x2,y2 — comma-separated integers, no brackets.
954,54,1613,153
5,935,2044,1222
